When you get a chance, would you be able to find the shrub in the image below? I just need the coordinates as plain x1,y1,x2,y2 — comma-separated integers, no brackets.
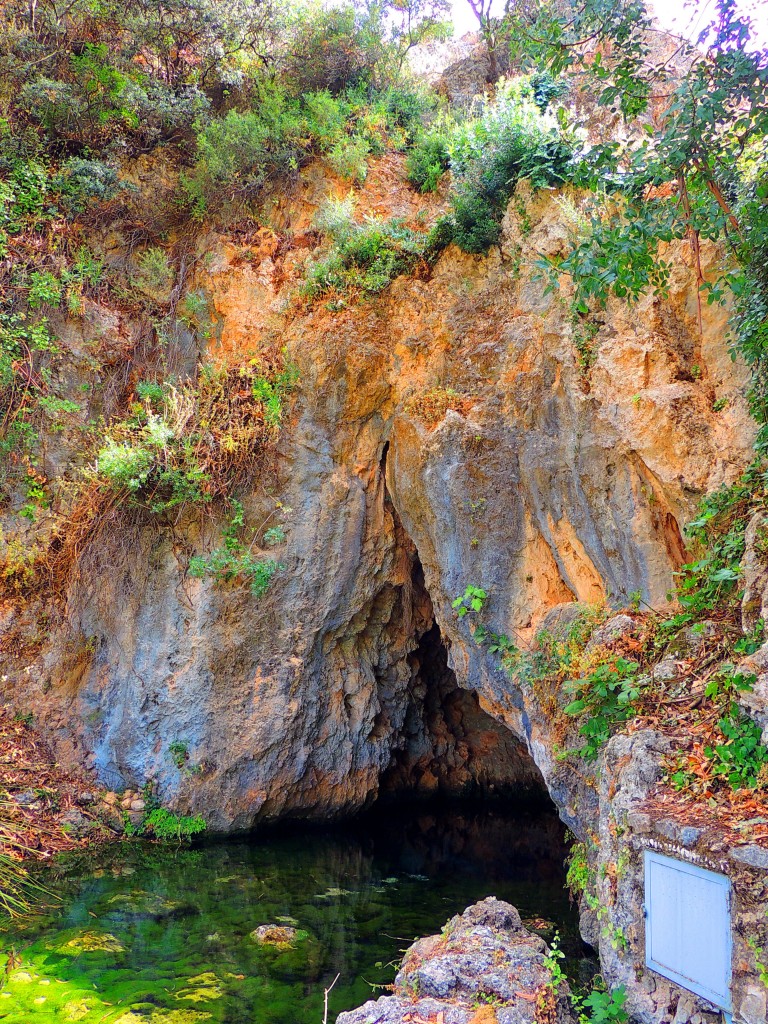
189,502,283,596
263,525,286,546
133,247,174,294
303,90,347,150
327,134,370,183
564,657,642,761
282,3,385,97
406,131,450,192
442,78,572,254
94,355,298,513
131,807,206,842
380,83,439,144
27,271,62,309
53,158,126,216
0,162,49,233
302,218,428,298
313,194,357,241
182,98,307,216
19,44,141,146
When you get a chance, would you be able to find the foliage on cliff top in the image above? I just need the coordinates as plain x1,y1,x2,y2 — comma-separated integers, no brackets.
302,212,432,299
412,76,575,254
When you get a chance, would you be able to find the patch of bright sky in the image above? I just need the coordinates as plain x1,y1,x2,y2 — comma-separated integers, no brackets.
449,0,768,49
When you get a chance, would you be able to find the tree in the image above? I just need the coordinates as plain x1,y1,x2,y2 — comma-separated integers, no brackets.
508,0,768,434
386,0,453,68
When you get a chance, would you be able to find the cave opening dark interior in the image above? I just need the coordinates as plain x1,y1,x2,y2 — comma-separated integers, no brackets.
377,555,550,809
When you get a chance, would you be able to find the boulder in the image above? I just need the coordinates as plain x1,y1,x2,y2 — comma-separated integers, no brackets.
336,898,574,1024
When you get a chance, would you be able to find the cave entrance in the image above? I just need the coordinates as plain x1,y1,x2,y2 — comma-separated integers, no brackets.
378,556,548,806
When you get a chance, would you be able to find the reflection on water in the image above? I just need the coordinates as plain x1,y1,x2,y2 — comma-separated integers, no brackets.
0,803,593,1023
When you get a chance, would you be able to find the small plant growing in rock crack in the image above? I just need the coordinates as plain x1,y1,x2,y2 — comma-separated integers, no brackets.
748,936,768,988
168,740,201,775
263,525,286,547
579,985,628,1024
542,932,566,993
565,840,593,900
452,585,487,617
189,500,284,597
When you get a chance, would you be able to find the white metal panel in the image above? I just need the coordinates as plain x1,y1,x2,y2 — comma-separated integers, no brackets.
644,850,732,1010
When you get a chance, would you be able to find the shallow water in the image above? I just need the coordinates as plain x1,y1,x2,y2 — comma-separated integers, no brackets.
0,803,592,1023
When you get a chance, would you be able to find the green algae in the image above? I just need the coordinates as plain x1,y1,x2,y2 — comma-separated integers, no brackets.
0,806,590,1024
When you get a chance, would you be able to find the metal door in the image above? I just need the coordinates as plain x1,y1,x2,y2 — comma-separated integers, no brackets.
644,850,732,1010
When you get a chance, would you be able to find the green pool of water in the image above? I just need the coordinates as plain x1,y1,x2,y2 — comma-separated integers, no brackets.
0,803,591,1023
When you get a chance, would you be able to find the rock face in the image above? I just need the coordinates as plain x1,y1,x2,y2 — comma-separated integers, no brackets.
336,897,574,1024
4,176,752,830
0,160,761,1024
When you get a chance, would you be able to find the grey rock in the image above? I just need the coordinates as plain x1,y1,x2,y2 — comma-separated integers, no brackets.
60,809,94,838
338,898,574,1024
672,992,696,1024
654,820,702,847
586,614,637,651
730,844,768,870
13,789,41,809
679,826,703,848
739,985,767,1024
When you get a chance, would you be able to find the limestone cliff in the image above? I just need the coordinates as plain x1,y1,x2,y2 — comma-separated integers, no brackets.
1,160,753,832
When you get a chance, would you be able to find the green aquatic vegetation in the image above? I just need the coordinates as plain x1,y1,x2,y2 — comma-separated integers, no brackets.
0,810,587,1024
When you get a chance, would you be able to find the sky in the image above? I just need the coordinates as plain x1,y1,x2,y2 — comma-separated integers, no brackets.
449,0,768,49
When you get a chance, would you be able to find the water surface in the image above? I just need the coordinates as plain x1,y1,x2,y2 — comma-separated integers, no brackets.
0,804,591,1023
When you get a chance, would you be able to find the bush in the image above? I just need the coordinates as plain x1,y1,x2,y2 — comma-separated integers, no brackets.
313,194,357,241
302,218,428,298
53,158,126,216
380,83,439,144
133,247,175,294
303,90,347,150
406,131,450,192
327,134,370,183
282,3,386,97
95,356,298,513
182,97,307,216
188,501,283,596
442,78,572,254
564,657,642,761
137,807,206,842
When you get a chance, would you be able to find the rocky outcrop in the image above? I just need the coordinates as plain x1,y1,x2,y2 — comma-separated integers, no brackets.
336,897,574,1024
1,171,754,830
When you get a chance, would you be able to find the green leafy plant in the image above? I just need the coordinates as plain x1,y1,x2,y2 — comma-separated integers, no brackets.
27,271,62,309
406,130,450,193
133,247,174,293
143,808,206,842
581,986,628,1024
263,525,286,546
565,841,592,899
326,134,370,183
564,658,642,760
189,502,284,597
706,710,768,790
452,585,488,618
168,740,190,770
302,217,429,298
439,77,573,254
